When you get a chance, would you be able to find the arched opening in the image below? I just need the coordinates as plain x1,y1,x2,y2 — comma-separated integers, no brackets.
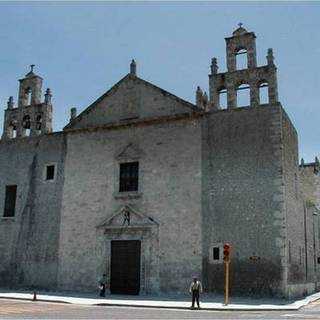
9,120,17,139
218,87,227,109
259,82,269,105
236,48,248,70
36,114,42,134
26,88,32,105
236,83,250,107
22,115,31,137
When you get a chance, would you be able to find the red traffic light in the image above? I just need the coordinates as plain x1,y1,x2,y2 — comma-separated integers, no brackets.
223,243,231,262
223,243,231,251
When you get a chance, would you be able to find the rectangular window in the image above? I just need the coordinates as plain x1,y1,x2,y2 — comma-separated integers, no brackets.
119,162,139,192
3,185,17,217
213,247,220,260
46,165,55,180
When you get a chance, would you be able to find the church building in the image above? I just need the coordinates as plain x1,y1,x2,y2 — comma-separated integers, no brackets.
0,26,319,298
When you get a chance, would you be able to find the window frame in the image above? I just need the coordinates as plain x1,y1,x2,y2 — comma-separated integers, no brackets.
43,163,57,182
209,243,223,264
119,161,139,193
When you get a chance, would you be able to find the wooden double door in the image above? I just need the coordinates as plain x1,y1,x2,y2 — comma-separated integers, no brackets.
110,240,141,295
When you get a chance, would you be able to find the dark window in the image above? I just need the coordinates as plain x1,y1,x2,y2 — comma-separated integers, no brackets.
3,185,17,217
213,247,220,260
46,165,55,180
119,162,139,192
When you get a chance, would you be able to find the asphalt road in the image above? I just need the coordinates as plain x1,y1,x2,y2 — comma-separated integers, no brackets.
0,299,320,319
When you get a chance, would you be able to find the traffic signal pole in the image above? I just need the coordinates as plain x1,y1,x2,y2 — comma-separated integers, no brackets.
223,243,231,305
224,260,230,305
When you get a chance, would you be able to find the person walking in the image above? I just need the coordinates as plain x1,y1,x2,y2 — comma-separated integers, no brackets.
189,276,203,309
98,274,107,297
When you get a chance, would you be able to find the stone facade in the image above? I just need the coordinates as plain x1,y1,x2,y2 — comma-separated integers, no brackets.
299,159,320,294
0,27,319,298
0,133,66,289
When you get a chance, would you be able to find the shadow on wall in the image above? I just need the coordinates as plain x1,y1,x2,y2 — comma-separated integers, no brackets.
288,264,306,284
205,257,283,297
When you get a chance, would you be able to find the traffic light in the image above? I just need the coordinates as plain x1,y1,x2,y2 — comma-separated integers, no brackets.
223,243,231,262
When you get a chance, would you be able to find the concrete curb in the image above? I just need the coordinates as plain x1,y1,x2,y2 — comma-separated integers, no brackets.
0,296,71,305
0,291,319,311
93,302,300,311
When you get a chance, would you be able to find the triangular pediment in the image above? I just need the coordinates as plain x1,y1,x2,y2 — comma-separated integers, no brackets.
64,74,197,131
97,205,159,230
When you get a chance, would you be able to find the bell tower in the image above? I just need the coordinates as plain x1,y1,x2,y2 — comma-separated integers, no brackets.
209,24,279,110
2,65,53,139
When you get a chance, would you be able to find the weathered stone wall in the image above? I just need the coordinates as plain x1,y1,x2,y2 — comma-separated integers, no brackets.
304,205,319,286
280,109,312,297
202,104,286,297
58,116,202,294
299,164,320,209
311,209,320,287
299,163,320,288
0,133,66,289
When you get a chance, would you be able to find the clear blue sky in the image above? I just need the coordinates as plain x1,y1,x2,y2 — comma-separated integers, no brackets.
0,1,319,161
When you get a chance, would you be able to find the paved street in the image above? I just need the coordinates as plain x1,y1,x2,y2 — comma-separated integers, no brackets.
0,299,320,319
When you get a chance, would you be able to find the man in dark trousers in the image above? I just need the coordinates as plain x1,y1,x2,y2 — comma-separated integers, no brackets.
189,276,203,309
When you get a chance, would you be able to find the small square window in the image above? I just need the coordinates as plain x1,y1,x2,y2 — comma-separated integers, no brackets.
119,162,139,192
213,247,220,260
46,165,55,180
3,185,17,217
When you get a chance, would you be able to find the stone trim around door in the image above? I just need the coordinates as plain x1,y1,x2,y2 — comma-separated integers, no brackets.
96,205,159,294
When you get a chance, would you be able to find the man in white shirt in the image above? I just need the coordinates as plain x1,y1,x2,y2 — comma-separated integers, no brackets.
189,276,203,309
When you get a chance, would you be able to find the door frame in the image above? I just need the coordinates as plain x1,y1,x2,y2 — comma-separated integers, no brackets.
110,239,141,294
96,207,160,295
103,231,150,294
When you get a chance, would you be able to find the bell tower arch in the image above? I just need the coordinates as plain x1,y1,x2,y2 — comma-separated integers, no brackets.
2,65,53,139
209,25,279,110
226,23,257,72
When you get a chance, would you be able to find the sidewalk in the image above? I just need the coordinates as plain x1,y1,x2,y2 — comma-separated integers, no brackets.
0,290,320,311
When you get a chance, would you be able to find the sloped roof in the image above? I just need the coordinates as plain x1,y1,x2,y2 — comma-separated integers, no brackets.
64,73,198,130
232,26,248,36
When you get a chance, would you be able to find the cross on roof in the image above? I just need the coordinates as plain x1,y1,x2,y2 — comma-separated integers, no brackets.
238,22,243,28
30,64,35,73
